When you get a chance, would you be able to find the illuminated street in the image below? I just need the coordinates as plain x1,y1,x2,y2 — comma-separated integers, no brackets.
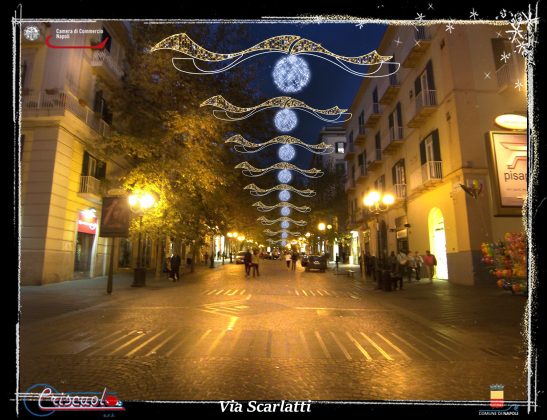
20,260,526,401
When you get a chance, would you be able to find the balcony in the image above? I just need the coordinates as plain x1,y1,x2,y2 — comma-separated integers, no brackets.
345,177,356,192
21,90,112,137
366,148,383,172
393,183,407,200
344,143,356,161
401,27,432,68
356,165,368,184
379,74,401,106
383,126,404,154
78,176,102,201
409,161,443,192
364,102,382,128
90,50,124,80
355,125,367,146
407,90,437,128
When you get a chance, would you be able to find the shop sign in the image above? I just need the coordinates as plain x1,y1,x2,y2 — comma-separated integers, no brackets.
78,209,97,234
396,229,408,239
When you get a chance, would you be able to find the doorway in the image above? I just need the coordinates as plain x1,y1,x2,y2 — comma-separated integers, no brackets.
74,232,94,275
428,207,448,280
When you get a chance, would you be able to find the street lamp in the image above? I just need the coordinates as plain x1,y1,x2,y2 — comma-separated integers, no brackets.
128,192,156,287
363,190,394,268
237,235,245,251
318,222,326,254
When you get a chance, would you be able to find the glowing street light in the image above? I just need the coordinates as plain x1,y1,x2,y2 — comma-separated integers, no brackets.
363,190,394,266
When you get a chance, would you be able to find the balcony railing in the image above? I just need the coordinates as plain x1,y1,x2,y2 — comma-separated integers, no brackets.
402,27,432,68
364,103,382,128
393,183,407,199
79,176,101,196
22,90,112,137
344,143,356,160
421,160,443,182
355,124,367,145
380,74,401,105
390,126,404,142
408,90,437,128
90,50,124,79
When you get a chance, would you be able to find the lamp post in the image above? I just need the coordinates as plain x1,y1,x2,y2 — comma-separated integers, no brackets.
363,191,394,269
318,222,326,254
128,192,156,287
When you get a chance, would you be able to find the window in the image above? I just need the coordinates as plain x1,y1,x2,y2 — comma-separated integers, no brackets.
101,27,112,52
392,159,406,185
358,152,364,166
372,87,379,113
82,151,106,179
335,142,345,154
414,60,436,96
335,162,346,176
348,131,354,144
358,111,365,127
374,175,385,193
351,164,355,180
419,129,441,164
93,90,113,124
388,102,403,139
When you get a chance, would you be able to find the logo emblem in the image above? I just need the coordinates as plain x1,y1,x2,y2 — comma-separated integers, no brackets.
23,26,40,41
490,384,504,408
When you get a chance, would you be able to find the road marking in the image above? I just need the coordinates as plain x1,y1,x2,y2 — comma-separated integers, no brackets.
345,332,372,360
84,330,138,356
227,316,238,331
108,332,148,356
375,332,411,360
224,289,233,295
321,290,331,296
424,334,462,354
294,289,300,296
301,290,308,296
125,330,168,357
308,290,316,296
181,329,212,357
389,332,433,361
400,332,452,360
359,332,393,360
330,331,352,360
205,330,228,356
315,290,324,296
164,330,202,357
228,329,243,354
239,289,246,295
206,290,217,295
145,330,181,356
314,331,331,359
299,330,311,358
330,291,339,297
215,289,225,295
434,331,463,346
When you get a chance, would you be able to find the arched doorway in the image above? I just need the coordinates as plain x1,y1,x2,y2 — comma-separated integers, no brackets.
428,208,448,280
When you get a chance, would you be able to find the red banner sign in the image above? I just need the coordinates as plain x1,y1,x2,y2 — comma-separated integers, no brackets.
78,210,98,234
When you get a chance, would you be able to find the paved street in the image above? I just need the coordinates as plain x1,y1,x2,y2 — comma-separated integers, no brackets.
19,260,527,402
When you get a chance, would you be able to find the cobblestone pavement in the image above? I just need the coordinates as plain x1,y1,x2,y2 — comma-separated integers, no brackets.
19,260,528,403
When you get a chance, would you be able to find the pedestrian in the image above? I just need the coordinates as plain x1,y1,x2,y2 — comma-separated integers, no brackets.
244,249,252,277
397,249,410,282
170,252,181,281
251,249,260,277
285,251,291,269
341,250,346,264
388,251,403,290
407,251,417,281
364,251,371,277
217,250,221,260
414,251,423,280
204,252,209,266
423,250,437,283
291,251,298,271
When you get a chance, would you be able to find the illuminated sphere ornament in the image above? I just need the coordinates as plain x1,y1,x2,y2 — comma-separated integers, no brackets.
277,169,293,184
281,221,290,229
278,144,296,161
278,190,291,201
274,109,298,132
272,55,311,93
281,232,289,239
281,239,287,247
280,206,291,216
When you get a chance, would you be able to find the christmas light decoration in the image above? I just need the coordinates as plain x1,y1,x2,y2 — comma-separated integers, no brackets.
151,33,396,77
273,55,310,93
278,190,292,201
278,144,296,161
274,109,298,132
277,169,293,183
200,95,351,123
263,229,301,237
243,184,316,198
225,135,334,154
257,216,307,227
281,240,287,247
280,207,291,216
252,201,311,213
235,162,323,178
280,221,290,229
281,232,289,239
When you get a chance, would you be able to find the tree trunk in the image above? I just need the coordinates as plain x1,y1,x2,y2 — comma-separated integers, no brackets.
191,243,196,273
154,237,163,281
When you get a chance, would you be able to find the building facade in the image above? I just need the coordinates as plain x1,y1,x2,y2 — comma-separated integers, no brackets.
20,22,134,285
344,24,526,285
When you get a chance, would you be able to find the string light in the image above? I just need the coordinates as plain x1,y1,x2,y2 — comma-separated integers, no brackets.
257,216,307,227
200,95,351,123
278,190,292,201
151,33,397,77
278,144,296,161
235,162,323,178
280,207,291,216
225,134,334,154
281,221,290,229
263,229,301,236
252,201,311,213
274,109,298,132
243,184,315,198
277,169,292,183
273,55,310,93
281,232,289,239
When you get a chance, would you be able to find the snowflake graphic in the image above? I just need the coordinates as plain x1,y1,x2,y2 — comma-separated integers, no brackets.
506,22,525,42
500,52,511,63
470,9,479,19
355,20,366,29
514,80,523,91
416,12,425,21
445,21,455,34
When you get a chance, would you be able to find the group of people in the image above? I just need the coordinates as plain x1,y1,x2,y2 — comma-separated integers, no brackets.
387,249,437,289
284,251,299,271
243,249,261,277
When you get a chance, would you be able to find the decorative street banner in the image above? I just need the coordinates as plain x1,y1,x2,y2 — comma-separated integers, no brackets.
99,196,131,237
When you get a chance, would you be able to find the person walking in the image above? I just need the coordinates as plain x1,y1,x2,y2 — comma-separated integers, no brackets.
285,252,291,269
170,252,181,281
244,249,252,277
397,249,410,282
414,251,423,280
423,250,437,283
407,251,417,281
291,251,298,271
204,252,209,266
251,249,260,277
388,251,403,290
